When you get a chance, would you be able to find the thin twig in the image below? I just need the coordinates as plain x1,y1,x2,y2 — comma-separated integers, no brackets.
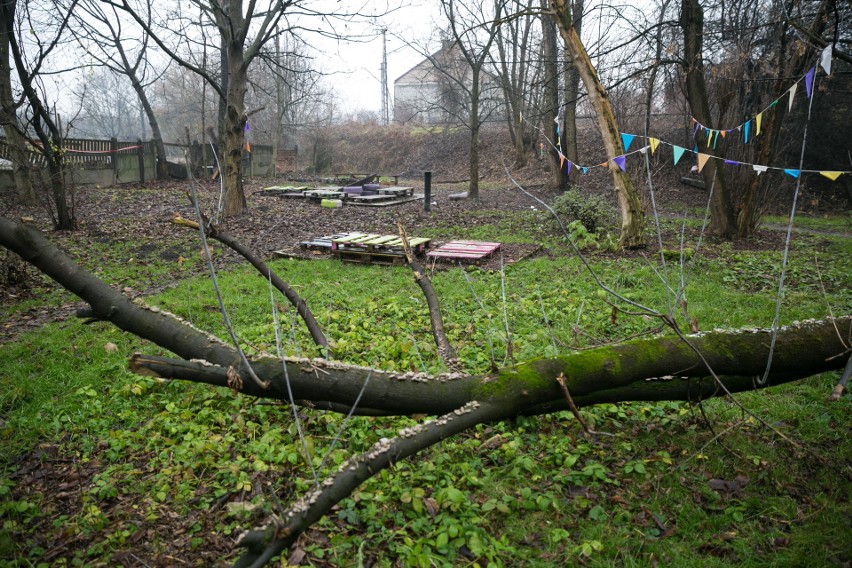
555,373,614,438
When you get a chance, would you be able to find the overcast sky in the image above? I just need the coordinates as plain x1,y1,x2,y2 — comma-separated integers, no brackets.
320,1,441,115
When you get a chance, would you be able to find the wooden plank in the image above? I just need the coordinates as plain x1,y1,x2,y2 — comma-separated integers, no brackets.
427,251,488,259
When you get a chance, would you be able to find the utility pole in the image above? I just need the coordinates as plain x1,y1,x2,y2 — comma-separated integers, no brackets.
380,28,389,125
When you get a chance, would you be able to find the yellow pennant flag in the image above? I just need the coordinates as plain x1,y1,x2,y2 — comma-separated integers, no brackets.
649,137,660,153
697,153,711,173
706,131,713,148
820,171,843,181
755,113,762,136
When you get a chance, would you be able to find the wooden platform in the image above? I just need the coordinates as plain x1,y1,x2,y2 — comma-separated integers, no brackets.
331,232,431,264
426,240,502,261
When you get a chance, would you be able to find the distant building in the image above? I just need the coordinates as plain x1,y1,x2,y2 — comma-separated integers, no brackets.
393,41,503,125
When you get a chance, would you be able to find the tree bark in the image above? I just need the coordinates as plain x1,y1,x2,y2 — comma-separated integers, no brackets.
551,3,645,247
468,66,481,199
0,23,34,203
541,6,565,190
561,0,583,185
680,0,736,239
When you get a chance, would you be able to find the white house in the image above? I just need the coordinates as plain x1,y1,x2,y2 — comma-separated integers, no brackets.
393,41,503,125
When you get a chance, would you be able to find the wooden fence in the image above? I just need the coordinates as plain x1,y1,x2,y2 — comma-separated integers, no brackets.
0,137,280,189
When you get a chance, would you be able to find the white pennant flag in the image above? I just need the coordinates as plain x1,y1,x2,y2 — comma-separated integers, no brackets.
788,83,797,111
753,165,769,175
820,44,833,76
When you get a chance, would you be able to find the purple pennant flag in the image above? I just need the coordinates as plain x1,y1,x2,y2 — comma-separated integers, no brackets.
565,160,572,175
724,159,740,166
805,67,815,98
245,122,250,132
613,155,627,172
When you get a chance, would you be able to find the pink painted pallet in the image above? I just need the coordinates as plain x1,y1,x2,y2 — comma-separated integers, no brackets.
426,240,502,261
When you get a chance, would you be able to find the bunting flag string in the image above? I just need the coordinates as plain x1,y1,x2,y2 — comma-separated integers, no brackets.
539,125,849,182
689,49,833,148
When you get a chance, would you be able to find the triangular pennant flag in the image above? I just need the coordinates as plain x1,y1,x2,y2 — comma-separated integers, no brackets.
245,122,250,132
673,146,685,165
559,152,565,168
755,113,762,136
788,83,797,111
805,67,815,98
706,131,713,148
638,145,648,154
769,100,778,107
744,120,750,144
649,137,660,153
720,130,727,139
820,44,832,75
246,142,251,152
753,165,768,175
581,167,588,175
565,160,572,175
724,159,740,165
599,162,608,168
621,133,635,152
613,155,627,172
820,171,842,181
697,153,711,173
783,168,800,178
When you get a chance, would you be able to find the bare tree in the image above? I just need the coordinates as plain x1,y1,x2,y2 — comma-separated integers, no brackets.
110,0,381,218
435,0,507,199
70,0,170,179
492,0,542,169
0,0,81,230
679,0,738,238
549,0,646,248
0,22,34,204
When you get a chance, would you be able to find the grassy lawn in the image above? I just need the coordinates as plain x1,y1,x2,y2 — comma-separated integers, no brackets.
1,206,850,566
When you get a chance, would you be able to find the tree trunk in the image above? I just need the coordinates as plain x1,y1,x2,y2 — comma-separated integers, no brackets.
680,0,736,239
0,26,34,203
468,66,481,199
222,53,248,216
735,0,829,237
562,0,583,185
2,215,847,418
552,5,645,247
541,6,565,190
130,80,168,180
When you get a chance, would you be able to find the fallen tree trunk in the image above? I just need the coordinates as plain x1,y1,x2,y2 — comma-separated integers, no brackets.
2,215,849,566
2,215,848,417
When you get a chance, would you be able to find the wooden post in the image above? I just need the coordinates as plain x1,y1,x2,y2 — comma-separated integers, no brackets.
137,138,145,184
110,137,118,185
424,171,432,212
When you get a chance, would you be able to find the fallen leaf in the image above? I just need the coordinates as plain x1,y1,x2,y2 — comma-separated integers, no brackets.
104,342,118,352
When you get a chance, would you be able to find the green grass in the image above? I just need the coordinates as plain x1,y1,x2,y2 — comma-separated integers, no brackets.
1,213,850,566
763,213,852,234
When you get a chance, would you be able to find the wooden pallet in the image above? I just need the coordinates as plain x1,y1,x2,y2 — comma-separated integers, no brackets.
331,232,431,263
297,233,350,251
426,240,502,261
